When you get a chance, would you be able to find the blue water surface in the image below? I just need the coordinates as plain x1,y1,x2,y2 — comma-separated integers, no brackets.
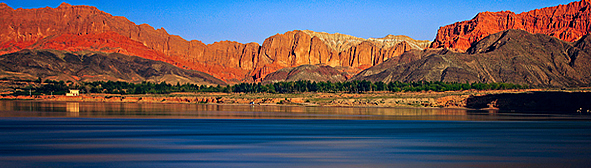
0,100,590,168
0,118,590,168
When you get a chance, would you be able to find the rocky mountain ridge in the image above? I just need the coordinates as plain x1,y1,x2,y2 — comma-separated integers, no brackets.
0,2,427,83
299,30,430,51
353,29,591,87
261,64,349,84
431,0,591,51
3,1,591,86
0,49,227,85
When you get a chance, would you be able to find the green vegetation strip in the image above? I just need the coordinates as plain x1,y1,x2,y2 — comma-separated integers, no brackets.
7,79,527,96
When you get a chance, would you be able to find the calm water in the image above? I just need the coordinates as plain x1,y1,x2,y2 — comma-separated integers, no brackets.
0,100,590,168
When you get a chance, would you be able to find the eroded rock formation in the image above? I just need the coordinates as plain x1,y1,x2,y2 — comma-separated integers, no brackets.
0,2,428,83
251,30,427,81
353,29,591,87
431,0,591,51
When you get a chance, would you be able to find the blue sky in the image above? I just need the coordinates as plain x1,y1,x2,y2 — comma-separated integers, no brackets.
1,0,576,44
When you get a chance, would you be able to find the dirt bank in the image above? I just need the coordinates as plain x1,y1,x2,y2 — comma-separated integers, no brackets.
2,89,589,112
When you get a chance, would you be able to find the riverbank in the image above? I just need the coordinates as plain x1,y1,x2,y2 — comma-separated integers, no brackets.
2,88,590,112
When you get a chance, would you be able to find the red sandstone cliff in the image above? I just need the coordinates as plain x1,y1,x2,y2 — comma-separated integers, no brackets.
431,0,591,51
234,30,427,82
0,2,428,83
0,2,250,82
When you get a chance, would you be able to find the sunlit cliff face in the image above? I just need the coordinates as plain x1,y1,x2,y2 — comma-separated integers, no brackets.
0,2,430,83
431,0,591,51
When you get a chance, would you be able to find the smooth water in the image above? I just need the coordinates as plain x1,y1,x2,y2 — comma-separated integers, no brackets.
0,100,590,168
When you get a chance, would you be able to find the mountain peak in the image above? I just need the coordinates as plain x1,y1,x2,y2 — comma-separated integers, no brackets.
0,2,12,10
57,2,72,8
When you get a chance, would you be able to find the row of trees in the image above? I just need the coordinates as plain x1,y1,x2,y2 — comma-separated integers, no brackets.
9,80,528,96
78,81,230,94
75,81,229,94
232,81,528,93
10,80,230,96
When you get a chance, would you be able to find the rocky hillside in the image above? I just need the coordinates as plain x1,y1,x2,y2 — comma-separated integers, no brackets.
431,0,591,51
0,3,427,83
261,64,350,84
252,30,426,81
299,30,430,51
352,29,591,87
0,49,227,85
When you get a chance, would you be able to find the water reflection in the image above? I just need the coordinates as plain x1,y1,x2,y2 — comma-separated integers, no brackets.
0,100,588,120
1,101,590,167
66,102,79,117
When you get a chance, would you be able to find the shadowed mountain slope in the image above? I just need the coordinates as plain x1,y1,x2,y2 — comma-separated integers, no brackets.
352,29,591,87
0,49,227,85
261,64,350,84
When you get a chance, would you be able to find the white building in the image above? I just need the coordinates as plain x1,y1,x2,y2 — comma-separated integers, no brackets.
66,90,79,96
